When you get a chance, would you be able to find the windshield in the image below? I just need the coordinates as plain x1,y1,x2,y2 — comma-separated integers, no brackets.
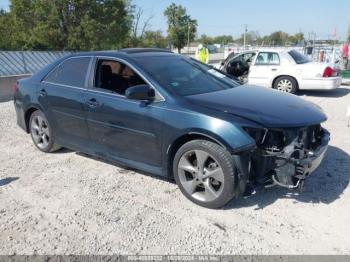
288,50,310,64
134,55,240,96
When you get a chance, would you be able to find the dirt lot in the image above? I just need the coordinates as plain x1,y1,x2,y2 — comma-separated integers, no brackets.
0,87,350,255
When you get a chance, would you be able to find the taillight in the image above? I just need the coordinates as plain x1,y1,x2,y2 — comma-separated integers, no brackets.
12,82,18,93
323,67,336,77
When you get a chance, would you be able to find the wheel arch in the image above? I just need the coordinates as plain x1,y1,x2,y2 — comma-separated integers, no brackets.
271,75,299,90
165,132,225,179
166,131,253,201
164,127,255,179
24,104,45,133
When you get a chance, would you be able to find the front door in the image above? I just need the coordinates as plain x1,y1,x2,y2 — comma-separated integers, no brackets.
84,58,164,172
224,52,256,78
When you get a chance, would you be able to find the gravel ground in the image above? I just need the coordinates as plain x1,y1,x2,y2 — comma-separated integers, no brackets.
0,87,350,255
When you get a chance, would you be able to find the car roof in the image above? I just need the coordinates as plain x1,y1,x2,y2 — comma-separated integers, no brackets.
119,48,173,54
245,48,297,55
67,48,175,59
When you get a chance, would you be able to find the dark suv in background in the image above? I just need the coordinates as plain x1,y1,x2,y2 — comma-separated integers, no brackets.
13,49,330,208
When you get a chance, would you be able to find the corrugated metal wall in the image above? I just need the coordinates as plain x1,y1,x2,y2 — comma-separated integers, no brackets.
0,51,73,77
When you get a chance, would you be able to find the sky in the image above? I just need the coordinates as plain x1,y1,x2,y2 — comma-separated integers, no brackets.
1,0,349,40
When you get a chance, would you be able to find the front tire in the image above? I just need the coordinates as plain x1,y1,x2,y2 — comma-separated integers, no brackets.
273,76,298,94
173,140,239,209
29,110,60,153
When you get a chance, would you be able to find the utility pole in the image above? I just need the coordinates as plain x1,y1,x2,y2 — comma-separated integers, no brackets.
243,24,248,50
311,31,316,47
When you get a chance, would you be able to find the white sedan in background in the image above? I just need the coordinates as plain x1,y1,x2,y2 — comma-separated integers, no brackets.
218,49,342,93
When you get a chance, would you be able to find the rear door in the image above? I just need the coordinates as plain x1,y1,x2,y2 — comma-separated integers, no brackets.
248,52,281,87
40,56,92,149
83,57,164,172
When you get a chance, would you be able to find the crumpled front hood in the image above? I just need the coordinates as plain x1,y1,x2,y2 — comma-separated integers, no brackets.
187,85,327,128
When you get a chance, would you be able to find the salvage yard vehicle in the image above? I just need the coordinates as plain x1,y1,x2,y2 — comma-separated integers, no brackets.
219,49,342,93
13,48,330,208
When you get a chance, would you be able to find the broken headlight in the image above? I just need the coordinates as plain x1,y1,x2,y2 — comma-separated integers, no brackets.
243,127,286,153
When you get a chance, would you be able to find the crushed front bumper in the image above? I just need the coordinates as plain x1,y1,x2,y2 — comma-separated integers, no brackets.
273,129,330,188
295,129,330,177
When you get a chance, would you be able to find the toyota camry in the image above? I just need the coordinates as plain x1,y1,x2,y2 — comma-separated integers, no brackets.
13,48,330,208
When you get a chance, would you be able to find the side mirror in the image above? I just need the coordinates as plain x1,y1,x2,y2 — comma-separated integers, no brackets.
125,84,155,101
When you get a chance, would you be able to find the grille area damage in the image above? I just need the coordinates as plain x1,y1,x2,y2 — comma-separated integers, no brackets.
244,124,330,190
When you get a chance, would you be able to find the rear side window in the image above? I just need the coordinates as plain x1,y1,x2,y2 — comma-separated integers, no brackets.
255,52,280,65
44,57,91,87
288,50,310,64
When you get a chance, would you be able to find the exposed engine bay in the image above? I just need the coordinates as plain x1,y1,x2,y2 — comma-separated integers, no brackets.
243,124,330,191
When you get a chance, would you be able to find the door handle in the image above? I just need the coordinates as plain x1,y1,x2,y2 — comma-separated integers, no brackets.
271,68,278,71
39,89,47,97
86,98,100,108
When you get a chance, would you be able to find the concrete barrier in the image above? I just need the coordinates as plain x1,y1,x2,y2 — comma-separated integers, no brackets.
0,75,31,102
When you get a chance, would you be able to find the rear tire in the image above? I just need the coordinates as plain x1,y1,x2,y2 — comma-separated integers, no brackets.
173,140,240,209
29,110,60,153
273,76,298,94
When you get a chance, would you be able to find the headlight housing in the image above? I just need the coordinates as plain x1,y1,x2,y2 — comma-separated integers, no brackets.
243,127,286,152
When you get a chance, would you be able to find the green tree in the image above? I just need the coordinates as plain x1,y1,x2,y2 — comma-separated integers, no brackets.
127,6,155,47
164,3,197,53
0,9,14,49
9,0,36,49
213,35,234,45
236,31,261,45
7,0,133,50
287,33,304,46
268,31,289,46
141,30,168,48
294,32,304,43
197,34,214,45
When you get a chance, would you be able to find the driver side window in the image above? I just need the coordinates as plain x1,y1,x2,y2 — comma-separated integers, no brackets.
229,52,256,66
94,59,146,95
242,53,257,65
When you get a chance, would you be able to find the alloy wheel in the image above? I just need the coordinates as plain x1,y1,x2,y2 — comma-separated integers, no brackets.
177,150,225,202
30,115,50,150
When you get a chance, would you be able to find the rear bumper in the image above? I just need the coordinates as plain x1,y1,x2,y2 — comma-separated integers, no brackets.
14,99,27,132
300,77,342,90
